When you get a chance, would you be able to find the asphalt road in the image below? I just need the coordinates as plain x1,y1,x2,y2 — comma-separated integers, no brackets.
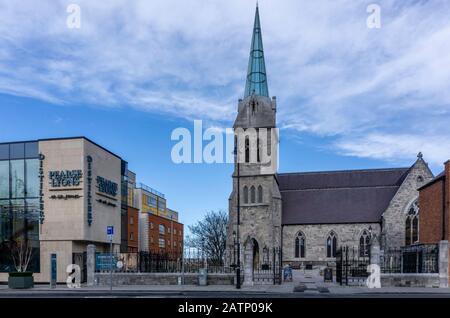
2,290,450,298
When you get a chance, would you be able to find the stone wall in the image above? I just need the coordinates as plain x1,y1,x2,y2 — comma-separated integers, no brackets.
94,272,235,286
283,223,381,267
382,157,433,249
227,175,282,265
381,274,439,288
226,95,281,265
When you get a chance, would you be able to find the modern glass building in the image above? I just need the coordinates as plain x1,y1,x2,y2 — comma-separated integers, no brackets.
0,137,124,283
0,141,41,272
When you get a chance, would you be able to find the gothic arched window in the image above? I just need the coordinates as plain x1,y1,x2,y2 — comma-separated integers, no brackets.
295,232,305,258
257,138,260,162
359,230,370,257
405,200,419,246
326,232,337,258
250,186,256,203
243,186,248,204
257,185,263,203
245,136,250,163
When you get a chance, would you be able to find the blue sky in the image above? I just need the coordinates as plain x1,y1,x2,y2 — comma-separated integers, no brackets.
1,0,450,229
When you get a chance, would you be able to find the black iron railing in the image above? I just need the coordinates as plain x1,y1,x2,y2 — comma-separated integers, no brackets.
336,246,370,286
94,251,232,273
381,244,439,274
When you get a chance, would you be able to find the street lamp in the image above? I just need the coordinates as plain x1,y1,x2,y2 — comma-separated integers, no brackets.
368,226,373,258
232,231,237,267
233,146,241,289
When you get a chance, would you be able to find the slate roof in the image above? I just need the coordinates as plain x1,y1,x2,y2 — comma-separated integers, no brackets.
278,168,410,225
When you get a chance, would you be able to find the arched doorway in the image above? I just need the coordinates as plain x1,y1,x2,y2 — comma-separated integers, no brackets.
252,238,259,271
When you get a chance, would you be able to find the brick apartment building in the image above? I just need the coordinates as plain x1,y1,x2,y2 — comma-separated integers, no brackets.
147,213,183,256
419,160,450,243
125,170,139,252
134,183,183,256
127,206,139,252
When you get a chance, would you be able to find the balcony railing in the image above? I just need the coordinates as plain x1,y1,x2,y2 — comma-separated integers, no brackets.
136,183,165,198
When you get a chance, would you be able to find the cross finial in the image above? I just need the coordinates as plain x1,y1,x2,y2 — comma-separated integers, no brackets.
417,152,423,159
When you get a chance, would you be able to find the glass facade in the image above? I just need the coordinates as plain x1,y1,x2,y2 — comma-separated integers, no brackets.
0,142,40,272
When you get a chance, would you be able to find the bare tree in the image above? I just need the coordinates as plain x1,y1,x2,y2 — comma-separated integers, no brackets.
10,239,33,272
187,210,228,264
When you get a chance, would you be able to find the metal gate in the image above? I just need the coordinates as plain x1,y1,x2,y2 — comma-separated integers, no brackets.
336,246,370,286
72,252,87,283
253,247,282,284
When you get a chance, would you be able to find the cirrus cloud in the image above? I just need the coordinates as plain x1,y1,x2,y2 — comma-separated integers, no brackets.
0,0,450,169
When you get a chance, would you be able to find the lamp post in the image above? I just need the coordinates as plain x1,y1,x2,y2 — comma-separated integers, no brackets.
368,226,373,258
232,231,237,267
233,146,241,289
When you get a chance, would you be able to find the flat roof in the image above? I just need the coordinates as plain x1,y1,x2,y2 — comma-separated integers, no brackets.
0,136,124,161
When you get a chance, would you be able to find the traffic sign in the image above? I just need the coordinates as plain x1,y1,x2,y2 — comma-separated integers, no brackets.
107,226,114,241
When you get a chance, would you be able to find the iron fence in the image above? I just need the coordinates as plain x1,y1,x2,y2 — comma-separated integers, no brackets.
253,247,282,284
94,250,232,273
336,246,370,286
381,244,439,274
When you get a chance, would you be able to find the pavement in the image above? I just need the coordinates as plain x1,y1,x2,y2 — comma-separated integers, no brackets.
1,270,450,297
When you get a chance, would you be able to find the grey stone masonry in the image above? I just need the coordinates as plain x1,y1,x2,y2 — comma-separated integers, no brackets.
439,240,448,288
226,95,282,269
87,244,96,286
370,235,380,266
381,157,433,249
283,223,381,267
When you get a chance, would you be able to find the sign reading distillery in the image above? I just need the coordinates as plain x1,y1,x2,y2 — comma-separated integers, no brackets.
49,170,83,187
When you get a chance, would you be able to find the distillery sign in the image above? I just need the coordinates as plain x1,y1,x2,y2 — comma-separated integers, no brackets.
49,170,82,187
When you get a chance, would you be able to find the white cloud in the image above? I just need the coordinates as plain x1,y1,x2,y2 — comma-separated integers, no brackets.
336,133,450,167
0,0,450,169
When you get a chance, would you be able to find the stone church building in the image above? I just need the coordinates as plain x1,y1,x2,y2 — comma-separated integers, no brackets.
226,6,434,272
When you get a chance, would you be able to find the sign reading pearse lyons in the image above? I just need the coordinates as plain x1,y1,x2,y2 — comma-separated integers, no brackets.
49,170,82,187
96,176,118,197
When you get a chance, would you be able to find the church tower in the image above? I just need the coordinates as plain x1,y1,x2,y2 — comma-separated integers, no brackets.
227,5,282,273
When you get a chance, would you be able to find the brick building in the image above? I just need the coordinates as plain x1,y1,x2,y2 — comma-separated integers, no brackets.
147,213,183,256
127,206,139,252
125,170,139,252
134,182,183,255
419,161,450,243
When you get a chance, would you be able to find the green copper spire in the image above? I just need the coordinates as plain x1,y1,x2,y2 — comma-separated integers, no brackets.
244,5,269,98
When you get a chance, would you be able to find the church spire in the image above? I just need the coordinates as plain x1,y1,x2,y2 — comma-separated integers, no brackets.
244,4,269,98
